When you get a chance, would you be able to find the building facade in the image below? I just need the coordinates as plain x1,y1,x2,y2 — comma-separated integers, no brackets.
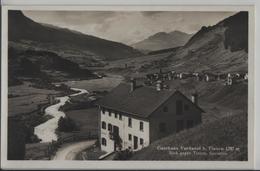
96,81,204,153
99,108,149,152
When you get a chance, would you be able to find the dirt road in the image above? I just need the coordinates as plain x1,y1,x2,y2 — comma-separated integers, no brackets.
52,140,96,160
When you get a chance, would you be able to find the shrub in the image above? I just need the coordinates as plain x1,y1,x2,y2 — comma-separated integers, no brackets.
114,149,133,160
57,116,79,132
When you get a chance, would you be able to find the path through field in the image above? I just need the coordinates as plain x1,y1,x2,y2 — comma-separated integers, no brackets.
52,140,96,160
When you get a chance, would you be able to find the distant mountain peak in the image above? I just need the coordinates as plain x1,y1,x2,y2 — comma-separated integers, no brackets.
150,32,168,37
169,30,188,34
132,11,248,74
132,30,193,52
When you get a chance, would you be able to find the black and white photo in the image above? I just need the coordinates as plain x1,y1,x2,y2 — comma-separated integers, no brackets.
1,4,255,170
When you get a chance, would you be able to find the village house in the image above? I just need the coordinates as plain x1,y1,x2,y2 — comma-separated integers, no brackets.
47,94,57,105
96,79,204,153
226,73,234,85
244,73,248,80
203,73,219,82
192,72,203,81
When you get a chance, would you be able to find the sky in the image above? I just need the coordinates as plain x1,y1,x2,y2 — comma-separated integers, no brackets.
23,11,236,45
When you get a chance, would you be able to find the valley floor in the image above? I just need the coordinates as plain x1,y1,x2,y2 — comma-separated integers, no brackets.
8,71,248,161
8,82,61,116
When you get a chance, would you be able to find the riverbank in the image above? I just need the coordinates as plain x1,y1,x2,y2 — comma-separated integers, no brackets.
56,74,124,143
8,74,124,160
8,81,80,140
34,88,88,143
49,74,124,160
8,81,80,116
7,81,85,159
19,87,89,160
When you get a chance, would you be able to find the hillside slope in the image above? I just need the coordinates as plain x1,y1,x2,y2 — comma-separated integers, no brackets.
8,44,96,85
165,12,248,73
106,12,248,76
132,31,193,52
8,10,142,67
130,112,247,160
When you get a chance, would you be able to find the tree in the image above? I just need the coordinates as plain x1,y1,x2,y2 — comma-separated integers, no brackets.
57,116,79,132
8,119,26,160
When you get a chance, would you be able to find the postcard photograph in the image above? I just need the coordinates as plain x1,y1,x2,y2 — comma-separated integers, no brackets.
1,5,254,168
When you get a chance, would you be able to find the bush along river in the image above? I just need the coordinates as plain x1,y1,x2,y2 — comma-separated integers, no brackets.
34,74,124,143
34,88,88,142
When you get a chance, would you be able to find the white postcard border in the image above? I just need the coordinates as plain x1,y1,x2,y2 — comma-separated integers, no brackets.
1,3,256,170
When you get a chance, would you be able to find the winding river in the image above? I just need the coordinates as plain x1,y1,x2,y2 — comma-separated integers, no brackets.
34,88,88,143
34,74,123,143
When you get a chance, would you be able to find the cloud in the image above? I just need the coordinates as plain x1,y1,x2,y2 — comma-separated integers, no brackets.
23,11,236,45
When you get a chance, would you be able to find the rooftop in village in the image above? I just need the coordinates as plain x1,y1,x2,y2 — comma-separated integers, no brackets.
96,81,204,119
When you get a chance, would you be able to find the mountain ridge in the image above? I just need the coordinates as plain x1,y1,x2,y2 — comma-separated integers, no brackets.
164,11,248,73
118,12,248,76
8,10,143,66
131,30,193,52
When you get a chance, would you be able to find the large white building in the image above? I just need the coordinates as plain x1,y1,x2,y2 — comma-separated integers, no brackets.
96,80,204,153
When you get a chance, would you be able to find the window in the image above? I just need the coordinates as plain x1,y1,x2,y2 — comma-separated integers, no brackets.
101,138,107,146
176,120,184,132
184,104,189,111
102,121,106,129
128,118,132,127
140,122,144,131
187,120,194,129
159,123,166,132
101,107,105,114
128,134,132,141
176,100,183,115
108,110,111,116
115,113,118,118
119,114,122,120
163,106,168,112
108,123,112,131
140,138,144,145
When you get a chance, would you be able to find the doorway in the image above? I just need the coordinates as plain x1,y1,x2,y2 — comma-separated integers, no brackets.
134,136,138,150
113,125,119,151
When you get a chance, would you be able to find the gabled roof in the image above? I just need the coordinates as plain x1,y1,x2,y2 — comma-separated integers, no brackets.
96,83,204,119
173,91,205,113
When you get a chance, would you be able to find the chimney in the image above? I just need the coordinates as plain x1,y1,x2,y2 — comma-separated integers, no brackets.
156,80,163,91
191,92,198,105
130,78,136,92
